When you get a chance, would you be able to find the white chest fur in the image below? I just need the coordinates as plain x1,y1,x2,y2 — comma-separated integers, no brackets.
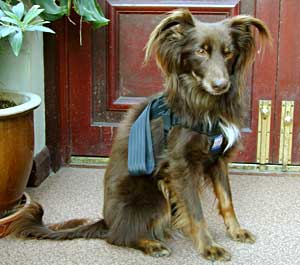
219,121,240,152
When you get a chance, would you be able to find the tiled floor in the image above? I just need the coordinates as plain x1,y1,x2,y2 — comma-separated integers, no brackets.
1,167,300,265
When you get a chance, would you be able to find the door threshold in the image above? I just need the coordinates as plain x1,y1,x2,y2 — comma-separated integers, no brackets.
70,156,109,168
69,156,300,176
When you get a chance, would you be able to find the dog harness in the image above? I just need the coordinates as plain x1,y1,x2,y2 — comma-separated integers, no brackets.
128,94,225,176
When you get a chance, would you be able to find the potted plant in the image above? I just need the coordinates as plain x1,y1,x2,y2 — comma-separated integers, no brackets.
0,0,108,237
0,90,40,237
0,0,54,238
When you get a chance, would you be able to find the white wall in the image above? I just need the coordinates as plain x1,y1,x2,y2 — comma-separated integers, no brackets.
0,32,45,155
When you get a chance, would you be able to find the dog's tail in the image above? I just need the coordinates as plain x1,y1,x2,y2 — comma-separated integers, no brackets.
8,202,109,240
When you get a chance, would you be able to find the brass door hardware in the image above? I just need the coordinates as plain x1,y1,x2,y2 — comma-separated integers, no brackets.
256,100,271,164
279,101,294,169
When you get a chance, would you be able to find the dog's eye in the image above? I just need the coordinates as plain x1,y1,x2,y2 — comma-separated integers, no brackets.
195,48,207,57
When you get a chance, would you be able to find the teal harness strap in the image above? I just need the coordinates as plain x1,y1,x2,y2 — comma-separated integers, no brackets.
128,102,155,176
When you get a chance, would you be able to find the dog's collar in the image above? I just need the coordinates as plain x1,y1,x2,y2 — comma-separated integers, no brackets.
150,94,222,135
128,94,225,176
150,94,225,154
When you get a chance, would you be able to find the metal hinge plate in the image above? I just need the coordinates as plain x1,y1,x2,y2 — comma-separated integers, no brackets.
279,101,294,166
256,100,272,164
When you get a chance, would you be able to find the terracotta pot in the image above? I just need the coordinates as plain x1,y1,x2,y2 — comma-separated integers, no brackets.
0,192,31,238
0,90,40,212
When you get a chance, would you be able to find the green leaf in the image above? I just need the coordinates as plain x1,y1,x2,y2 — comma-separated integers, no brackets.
0,9,5,18
3,10,20,21
73,0,109,28
31,20,50,26
8,29,22,56
0,1,11,13
26,25,55,33
12,2,24,20
0,26,17,37
0,16,20,26
58,0,70,16
23,5,44,25
31,0,67,21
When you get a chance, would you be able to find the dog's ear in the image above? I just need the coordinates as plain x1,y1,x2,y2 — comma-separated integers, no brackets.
144,9,195,73
224,15,272,71
228,15,272,53
224,15,272,89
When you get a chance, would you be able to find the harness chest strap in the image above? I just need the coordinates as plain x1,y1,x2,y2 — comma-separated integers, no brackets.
127,95,224,176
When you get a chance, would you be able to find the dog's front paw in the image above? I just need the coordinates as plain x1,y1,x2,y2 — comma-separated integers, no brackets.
138,240,171,258
228,228,256,244
201,245,231,262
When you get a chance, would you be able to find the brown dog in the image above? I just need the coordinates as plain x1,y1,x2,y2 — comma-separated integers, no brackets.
9,9,271,262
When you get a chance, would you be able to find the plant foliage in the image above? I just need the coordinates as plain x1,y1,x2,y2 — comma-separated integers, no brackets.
0,0,54,56
0,0,109,56
31,0,109,28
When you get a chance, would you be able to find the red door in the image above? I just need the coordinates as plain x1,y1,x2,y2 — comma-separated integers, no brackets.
54,0,300,166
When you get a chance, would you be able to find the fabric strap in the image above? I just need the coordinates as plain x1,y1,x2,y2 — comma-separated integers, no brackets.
128,102,155,176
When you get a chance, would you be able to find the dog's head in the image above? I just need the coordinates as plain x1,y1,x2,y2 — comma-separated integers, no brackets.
145,9,271,97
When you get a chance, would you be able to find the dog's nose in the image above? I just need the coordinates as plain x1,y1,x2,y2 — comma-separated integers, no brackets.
212,79,228,90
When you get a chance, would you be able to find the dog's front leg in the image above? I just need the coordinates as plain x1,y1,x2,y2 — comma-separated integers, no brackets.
170,173,231,261
187,213,232,261
167,128,231,261
211,159,255,243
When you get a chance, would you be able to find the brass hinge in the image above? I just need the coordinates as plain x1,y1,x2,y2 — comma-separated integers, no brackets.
279,101,294,169
256,100,271,164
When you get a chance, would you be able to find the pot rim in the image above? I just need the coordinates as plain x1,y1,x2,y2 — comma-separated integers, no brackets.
0,89,41,118
0,192,31,224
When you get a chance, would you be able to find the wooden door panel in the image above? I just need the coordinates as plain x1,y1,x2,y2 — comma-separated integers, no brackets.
68,20,104,156
106,0,240,111
238,0,280,162
273,0,300,164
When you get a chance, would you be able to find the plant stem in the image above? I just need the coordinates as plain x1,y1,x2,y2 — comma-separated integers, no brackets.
67,0,72,16
79,15,82,46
